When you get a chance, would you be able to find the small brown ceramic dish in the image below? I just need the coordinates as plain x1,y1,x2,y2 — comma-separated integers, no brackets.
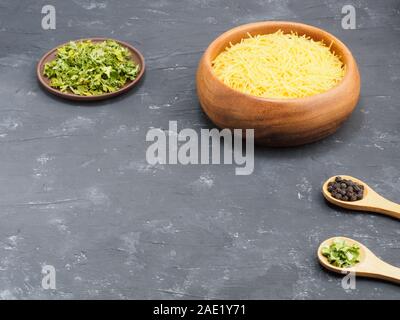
196,21,361,147
37,38,145,101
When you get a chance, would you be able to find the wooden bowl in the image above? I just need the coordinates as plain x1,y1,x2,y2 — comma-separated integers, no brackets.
37,38,145,101
196,21,360,146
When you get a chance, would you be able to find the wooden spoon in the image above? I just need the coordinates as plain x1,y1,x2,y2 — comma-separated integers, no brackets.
318,237,400,284
322,175,400,220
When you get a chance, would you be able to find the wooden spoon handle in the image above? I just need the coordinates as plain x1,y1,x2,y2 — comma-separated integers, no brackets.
371,261,400,284
370,196,400,219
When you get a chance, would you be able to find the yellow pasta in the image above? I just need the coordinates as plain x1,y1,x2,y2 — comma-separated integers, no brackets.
212,30,346,99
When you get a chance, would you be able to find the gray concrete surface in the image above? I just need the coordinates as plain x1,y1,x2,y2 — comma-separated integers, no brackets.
0,0,399,299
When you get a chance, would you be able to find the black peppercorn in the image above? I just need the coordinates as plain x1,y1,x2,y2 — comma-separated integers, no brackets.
327,176,364,202
346,191,353,197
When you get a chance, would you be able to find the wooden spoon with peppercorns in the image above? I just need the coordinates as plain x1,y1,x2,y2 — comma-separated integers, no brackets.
322,175,400,220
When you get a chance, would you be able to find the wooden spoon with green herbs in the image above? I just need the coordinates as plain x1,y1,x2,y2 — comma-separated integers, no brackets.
318,237,400,284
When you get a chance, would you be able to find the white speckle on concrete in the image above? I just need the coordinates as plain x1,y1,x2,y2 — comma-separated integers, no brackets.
0,117,20,131
0,54,32,68
119,232,146,269
296,177,312,202
0,289,16,300
145,220,178,234
149,103,171,110
149,105,161,110
121,161,166,174
37,154,52,165
70,20,107,29
49,218,70,234
191,173,214,190
144,8,169,15
85,187,109,206
73,252,88,265
48,116,95,135
104,125,139,138
80,158,96,168
72,0,107,10
120,232,140,254
204,16,217,24
3,235,21,250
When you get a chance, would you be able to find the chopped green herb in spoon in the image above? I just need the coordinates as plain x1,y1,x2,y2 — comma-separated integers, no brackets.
321,238,360,268
43,40,140,96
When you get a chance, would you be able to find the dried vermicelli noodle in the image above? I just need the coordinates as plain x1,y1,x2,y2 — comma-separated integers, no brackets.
212,30,346,99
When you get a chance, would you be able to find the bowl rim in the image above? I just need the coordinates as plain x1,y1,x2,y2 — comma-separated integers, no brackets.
202,21,358,103
37,37,146,101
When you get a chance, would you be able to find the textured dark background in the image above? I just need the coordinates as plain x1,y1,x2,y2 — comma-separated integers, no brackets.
0,0,399,299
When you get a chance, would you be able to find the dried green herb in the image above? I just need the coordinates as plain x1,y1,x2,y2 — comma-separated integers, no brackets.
321,238,360,268
44,40,139,96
